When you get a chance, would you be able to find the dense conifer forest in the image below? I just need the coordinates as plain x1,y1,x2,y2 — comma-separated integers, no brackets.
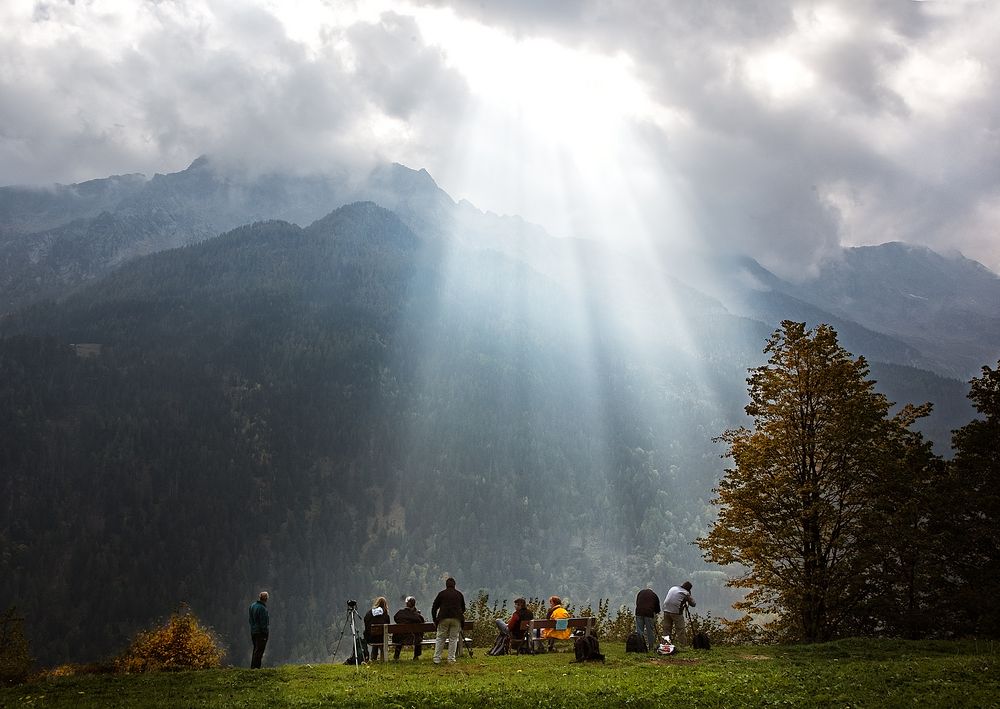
1,196,994,667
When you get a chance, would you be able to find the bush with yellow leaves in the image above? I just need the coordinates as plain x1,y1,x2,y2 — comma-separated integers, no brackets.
115,605,225,673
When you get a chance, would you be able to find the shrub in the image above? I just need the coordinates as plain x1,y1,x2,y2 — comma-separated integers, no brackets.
685,612,777,646
466,591,510,647
0,607,33,685
44,662,113,678
602,603,637,641
115,605,225,673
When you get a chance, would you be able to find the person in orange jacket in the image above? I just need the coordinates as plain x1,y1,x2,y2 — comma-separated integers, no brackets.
540,595,571,651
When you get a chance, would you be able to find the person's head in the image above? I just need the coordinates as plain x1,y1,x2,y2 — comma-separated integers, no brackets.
548,595,562,607
259,591,269,603
514,597,526,609
681,581,693,591
445,577,456,589
374,596,388,611
405,596,416,608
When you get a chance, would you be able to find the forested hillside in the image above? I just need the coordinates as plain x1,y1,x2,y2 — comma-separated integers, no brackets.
0,201,764,665
0,166,989,667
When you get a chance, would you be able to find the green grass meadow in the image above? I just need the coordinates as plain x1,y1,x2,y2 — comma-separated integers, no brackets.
4,639,998,708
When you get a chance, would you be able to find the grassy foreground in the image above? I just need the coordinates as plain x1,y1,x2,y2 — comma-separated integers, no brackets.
4,639,998,708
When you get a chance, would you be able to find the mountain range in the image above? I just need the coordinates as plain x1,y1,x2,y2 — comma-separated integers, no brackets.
3,157,996,381
0,158,996,666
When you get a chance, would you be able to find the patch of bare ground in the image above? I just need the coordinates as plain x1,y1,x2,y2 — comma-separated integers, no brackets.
740,655,773,660
649,657,700,665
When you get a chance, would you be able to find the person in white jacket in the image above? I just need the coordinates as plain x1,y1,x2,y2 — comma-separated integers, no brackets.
662,581,695,643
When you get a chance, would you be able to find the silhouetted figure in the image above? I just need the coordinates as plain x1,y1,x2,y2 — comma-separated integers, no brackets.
249,591,269,668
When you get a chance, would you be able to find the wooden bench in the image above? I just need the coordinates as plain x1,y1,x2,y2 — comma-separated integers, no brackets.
518,616,596,653
369,621,474,662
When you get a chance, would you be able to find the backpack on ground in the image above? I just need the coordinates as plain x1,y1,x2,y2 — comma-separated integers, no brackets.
692,631,711,650
487,633,508,656
625,632,647,653
573,634,605,662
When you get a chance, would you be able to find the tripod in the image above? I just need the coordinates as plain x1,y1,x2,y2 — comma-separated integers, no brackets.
681,604,692,645
332,605,366,668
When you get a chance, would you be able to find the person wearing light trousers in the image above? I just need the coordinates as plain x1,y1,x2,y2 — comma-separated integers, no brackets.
431,577,466,664
663,581,695,643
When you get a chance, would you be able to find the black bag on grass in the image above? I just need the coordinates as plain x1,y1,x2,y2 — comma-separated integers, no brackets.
693,632,711,650
573,634,605,662
625,632,647,653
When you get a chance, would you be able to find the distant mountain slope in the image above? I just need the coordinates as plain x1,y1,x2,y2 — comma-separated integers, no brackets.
784,243,1000,379
691,250,999,381
0,172,146,238
0,157,457,313
3,158,996,381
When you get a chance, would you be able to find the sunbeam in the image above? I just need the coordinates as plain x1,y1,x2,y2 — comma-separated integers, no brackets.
358,7,734,595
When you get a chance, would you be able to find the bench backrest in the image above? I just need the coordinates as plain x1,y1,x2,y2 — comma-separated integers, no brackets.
521,617,596,634
369,621,474,636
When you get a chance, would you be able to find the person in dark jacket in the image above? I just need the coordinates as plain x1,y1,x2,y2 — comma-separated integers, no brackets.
494,597,534,651
363,596,390,662
248,591,269,668
635,587,660,653
392,596,426,660
431,578,466,664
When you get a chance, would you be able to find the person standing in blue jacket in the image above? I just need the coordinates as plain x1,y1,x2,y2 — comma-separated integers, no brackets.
249,591,270,668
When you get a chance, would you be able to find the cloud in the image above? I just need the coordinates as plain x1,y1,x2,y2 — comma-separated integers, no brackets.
413,0,1000,275
0,1,469,181
1,0,998,275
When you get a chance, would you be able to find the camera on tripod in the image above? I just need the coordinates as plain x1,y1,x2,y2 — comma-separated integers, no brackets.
333,600,365,666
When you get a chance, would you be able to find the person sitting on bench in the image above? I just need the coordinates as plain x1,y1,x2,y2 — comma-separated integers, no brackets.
540,596,571,651
392,596,426,660
494,597,533,649
364,597,390,662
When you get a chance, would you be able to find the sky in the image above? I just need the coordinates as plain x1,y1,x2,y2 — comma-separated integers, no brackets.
1,0,999,277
